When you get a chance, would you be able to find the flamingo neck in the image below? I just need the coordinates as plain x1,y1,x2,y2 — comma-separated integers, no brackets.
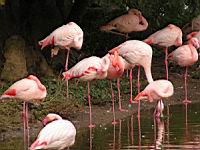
144,65,154,83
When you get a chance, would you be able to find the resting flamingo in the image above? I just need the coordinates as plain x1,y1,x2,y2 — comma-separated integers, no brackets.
39,22,84,97
144,24,182,80
100,9,148,39
0,75,47,148
30,113,76,150
62,56,110,128
168,37,199,104
134,79,174,118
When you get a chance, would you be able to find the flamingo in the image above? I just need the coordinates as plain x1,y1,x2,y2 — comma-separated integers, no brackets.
39,22,84,97
134,79,174,118
30,113,76,150
62,56,110,128
187,31,200,42
109,40,154,102
102,52,126,123
144,24,183,80
0,75,47,148
100,8,148,39
168,37,199,104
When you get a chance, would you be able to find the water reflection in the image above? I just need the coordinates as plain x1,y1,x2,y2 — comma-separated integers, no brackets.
1,103,200,150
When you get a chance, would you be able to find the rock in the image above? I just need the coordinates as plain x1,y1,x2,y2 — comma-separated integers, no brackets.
25,46,54,77
1,35,28,81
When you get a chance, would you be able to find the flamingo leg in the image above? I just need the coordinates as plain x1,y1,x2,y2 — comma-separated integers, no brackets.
164,47,169,80
137,65,141,93
23,102,27,150
183,67,191,104
65,49,70,98
129,69,133,104
117,78,128,112
110,81,117,125
25,102,30,147
88,81,95,128
153,99,164,118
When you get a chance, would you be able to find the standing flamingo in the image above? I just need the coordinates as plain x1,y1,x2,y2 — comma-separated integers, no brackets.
168,37,199,104
134,79,174,118
144,24,183,80
100,9,148,39
30,113,76,150
62,56,110,128
102,52,126,123
0,75,47,148
39,22,84,97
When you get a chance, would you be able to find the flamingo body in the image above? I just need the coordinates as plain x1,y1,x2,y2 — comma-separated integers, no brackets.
168,38,199,67
39,22,83,52
63,56,110,81
30,114,76,150
109,40,153,83
100,9,148,34
144,24,182,47
0,75,47,101
134,80,174,102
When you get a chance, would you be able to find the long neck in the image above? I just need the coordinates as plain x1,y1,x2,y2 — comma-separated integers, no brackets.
143,64,154,83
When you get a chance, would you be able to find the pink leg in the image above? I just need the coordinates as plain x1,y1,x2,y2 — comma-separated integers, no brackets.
88,81,95,128
110,81,117,125
23,102,27,150
137,65,141,93
117,78,128,112
165,47,169,80
138,107,141,149
25,102,30,147
129,69,133,104
65,49,70,98
183,67,191,104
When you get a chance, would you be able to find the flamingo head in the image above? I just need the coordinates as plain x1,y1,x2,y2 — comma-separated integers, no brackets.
42,113,62,126
73,32,83,50
190,38,200,49
134,92,148,101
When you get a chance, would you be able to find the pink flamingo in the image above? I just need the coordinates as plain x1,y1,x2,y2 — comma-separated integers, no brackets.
103,52,126,123
39,22,84,97
109,40,154,105
144,24,183,80
168,37,199,104
134,79,174,118
30,113,76,150
0,75,47,148
187,31,200,42
100,9,148,39
62,56,110,128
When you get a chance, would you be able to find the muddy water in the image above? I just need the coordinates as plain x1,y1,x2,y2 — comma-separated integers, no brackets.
1,103,200,150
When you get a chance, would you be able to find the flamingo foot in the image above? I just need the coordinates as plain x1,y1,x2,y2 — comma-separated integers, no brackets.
183,99,192,104
119,108,128,112
112,120,118,125
88,124,96,128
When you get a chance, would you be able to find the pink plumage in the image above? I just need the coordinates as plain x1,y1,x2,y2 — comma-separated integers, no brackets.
0,75,47,148
144,24,183,80
30,113,76,150
0,75,47,101
109,40,153,83
134,80,174,102
168,38,199,67
144,24,182,47
100,9,148,34
39,22,83,51
63,56,110,81
187,31,200,42
168,37,199,104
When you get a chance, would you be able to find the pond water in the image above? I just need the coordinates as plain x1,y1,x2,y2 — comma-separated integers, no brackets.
1,103,200,150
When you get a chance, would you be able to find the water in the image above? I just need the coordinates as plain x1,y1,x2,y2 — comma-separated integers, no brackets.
1,103,200,150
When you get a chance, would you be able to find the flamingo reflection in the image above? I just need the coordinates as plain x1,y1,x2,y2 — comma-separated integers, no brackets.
154,117,165,150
